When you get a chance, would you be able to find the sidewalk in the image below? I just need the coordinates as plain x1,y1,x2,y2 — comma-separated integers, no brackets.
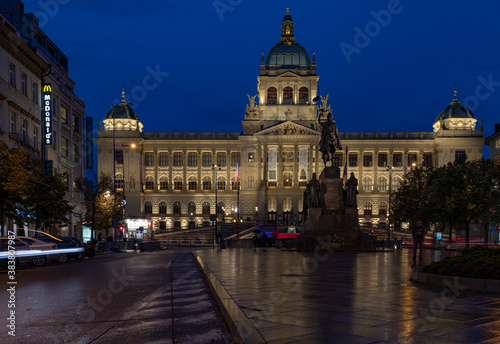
195,248,500,343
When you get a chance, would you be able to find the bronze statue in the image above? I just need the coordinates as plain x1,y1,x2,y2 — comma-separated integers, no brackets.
318,112,342,167
345,172,358,207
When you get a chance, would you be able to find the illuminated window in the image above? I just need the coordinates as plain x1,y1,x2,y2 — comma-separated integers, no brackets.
159,152,168,166
379,202,388,217
408,153,417,168
392,176,402,192
202,202,210,215
60,106,68,124
188,152,197,167
247,176,255,188
159,176,168,190
202,152,212,166
217,202,225,214
283,198,292,212
378,153,388,167
145,152,154,166
145,202,152,214
362,176,372,192
333,153,342,167
283,86,293,105
363,153,373,167
217,152,226,167
268,198,277,212
364,202,372,215
188,202,196,215
114,150,123,164
393,153,402,167
349,153,358,167
377,176,387,192
231,176,240,190
267,87,277,105
115,174,124,189
173,202,181,215
248,152,255,162
174,176,183,190
202,176,211,191
217,176,226,191
174,152,183,166
145,176,154,190
231,152,240,167
188,176,197,191
159,202,167,214
298,87,309,104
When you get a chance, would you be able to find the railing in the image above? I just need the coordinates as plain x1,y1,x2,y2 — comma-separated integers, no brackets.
158,238,214,247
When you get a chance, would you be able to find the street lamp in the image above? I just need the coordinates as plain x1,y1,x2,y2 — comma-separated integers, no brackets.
387,166,394,240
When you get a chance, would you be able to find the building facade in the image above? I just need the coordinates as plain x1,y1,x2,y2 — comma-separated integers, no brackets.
95,10,484,233
0,0,86,237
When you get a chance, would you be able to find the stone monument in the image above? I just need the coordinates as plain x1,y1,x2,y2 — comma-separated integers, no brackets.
297,95,375,251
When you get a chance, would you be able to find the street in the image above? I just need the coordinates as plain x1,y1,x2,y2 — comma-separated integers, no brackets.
0,247,230,344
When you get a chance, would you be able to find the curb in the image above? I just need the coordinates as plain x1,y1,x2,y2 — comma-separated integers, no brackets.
193,252,266,344
411,270,500,294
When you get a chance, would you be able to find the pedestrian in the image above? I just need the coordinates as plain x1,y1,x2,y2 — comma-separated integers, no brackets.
412,220,426,261
108,235,113,250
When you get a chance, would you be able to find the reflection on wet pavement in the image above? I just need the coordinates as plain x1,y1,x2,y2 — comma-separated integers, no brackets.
196,248,500,343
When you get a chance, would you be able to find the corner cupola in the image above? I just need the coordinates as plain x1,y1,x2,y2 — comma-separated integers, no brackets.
103,89,144,132
433,87,477,132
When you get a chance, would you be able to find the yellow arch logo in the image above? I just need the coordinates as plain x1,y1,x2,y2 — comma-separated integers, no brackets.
43,84,52,93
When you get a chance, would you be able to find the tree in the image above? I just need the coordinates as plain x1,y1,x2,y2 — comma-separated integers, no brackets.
390,166,433,226
75,173,114,240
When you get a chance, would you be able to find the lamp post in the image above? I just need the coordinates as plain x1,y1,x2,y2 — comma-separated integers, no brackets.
387,166,393,240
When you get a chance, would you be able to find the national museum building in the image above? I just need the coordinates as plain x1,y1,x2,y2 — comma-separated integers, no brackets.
95,11,484,232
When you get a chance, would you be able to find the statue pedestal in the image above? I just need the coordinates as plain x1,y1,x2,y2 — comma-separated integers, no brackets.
297,167,375,251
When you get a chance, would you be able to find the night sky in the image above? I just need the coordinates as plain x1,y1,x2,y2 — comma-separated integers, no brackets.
23,0,500,146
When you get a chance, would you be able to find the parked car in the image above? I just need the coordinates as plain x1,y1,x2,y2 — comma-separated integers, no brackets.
0,236,58,267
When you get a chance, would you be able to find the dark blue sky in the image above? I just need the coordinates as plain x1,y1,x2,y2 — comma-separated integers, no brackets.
25,0,500,140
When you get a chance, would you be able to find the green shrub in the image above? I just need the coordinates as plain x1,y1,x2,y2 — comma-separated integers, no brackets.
422,247,500,280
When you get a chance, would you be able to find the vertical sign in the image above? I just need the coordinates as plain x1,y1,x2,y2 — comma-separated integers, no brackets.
85,117,94,170
43,84,53,145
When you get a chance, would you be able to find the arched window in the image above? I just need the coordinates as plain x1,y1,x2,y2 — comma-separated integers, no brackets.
362,176,372,192
217,202,225,214
379,202,388,217
144,201,152,214
283,86,293,105
115,173,124,189
145,176,154,191
173,201,182,215
202,176,211,191
217,176,226,191
159,201,167,214
392,176,402,192
267,87,277,105
377,176,387,192
364,202,372,216
268,198,277,212
188,201,196,215
188,176,197,191
231,176,240,191
159,176,168,191
298,87,309,104
174,176,183,190
283,172,293,187
202,201,210,215
283,198,292,212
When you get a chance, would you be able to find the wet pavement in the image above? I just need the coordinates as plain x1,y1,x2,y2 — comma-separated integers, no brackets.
195,247,500,344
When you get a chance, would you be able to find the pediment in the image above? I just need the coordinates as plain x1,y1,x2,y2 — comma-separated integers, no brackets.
277,71,300,78
256,121,320,136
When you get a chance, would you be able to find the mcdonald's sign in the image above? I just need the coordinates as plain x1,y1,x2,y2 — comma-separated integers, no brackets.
43,83,53,145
